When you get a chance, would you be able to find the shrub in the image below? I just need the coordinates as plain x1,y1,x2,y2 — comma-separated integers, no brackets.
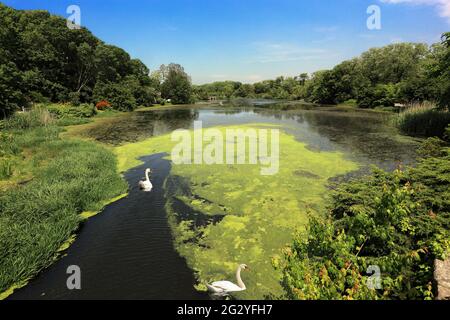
95,100,111,110
396,102,450,138
69,103,97,118
278,146,450,300
93,82,137,111
28,91,50,104
68,92,81,106
417,137,448,158
357,84,398,108
47,103,96,119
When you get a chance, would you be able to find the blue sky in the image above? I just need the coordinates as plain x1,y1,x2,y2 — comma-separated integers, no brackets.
3,0,449,84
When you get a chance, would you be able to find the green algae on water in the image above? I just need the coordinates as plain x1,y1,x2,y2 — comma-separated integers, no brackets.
114,124,358,299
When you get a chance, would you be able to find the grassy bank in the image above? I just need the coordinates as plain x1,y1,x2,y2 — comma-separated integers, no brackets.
0,108,128,297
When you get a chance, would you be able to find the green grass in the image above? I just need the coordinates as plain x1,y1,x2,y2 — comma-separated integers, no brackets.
0,122,128,296
396,102,450,138
3,107,54,130
115,124,358,299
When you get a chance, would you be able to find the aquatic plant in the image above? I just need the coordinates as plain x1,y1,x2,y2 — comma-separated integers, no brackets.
115,124,358,299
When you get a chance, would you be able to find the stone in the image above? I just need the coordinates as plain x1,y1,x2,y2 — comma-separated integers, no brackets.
434,258,450,300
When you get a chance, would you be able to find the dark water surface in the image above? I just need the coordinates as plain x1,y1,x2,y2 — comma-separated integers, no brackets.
10,103,419,299
11,154,206,300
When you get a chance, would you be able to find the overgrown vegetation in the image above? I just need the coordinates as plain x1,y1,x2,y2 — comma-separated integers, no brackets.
3,107,54,130
396,102,450,138
277,138,450,300
0,111,127,295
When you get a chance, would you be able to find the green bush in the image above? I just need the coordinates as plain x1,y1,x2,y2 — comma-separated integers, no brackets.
68,92,81,106
357,84,398,108
93,82,137,111
278,145,450,300
46,103,96,119
69,104,97,118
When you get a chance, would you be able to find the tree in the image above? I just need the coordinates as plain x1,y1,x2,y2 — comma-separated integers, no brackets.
161,64,192,104
432,33,450,110
305,70,338,104
0,3,162,116
93,81,136,111
297,73,309,86
0,62,26,117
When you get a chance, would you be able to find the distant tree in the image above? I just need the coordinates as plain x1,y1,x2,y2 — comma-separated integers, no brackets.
233,83,254,98
297,73,309,86
305,70,338,104
161,64,192,104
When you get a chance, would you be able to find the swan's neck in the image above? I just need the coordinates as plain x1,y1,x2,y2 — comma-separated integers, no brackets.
145,170,150,182
236,267,246,290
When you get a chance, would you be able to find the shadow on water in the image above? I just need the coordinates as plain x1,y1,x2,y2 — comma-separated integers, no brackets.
10,153,207,300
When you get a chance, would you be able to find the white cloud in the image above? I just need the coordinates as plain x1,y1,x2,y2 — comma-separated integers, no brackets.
380,0,450,23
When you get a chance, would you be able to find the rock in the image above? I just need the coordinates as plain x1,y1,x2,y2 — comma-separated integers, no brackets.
434,258,450,300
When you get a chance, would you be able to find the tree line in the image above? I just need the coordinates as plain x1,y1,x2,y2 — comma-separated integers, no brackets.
194,33,449,110
1,2,448,118
0,4,192,118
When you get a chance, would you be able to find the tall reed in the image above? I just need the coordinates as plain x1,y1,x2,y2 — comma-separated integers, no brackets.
4,106,54,130
396,102,450,138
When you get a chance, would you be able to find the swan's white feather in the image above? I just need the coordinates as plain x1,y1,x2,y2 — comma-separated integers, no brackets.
210,281,244,292
139,180,153,191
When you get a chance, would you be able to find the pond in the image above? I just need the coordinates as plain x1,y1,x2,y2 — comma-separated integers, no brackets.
10,102,420,300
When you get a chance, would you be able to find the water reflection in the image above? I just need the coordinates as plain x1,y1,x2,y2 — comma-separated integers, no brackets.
84,105,419,171
86,109,199,145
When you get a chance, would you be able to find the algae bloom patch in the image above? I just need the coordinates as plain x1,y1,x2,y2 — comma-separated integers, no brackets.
115,124,358,299
171,121,280,175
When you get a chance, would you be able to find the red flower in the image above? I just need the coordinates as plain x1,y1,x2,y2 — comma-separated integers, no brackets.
96,100,111,110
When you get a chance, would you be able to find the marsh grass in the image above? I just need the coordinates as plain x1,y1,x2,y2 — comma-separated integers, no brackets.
4,107,54,130
0,124,127,294
396,102,450,138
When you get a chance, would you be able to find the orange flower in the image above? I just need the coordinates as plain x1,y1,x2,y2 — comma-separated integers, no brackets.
96,100,111,110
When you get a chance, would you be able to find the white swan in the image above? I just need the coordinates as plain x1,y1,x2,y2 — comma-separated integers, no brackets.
207,264,249,296
138,168,153,192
